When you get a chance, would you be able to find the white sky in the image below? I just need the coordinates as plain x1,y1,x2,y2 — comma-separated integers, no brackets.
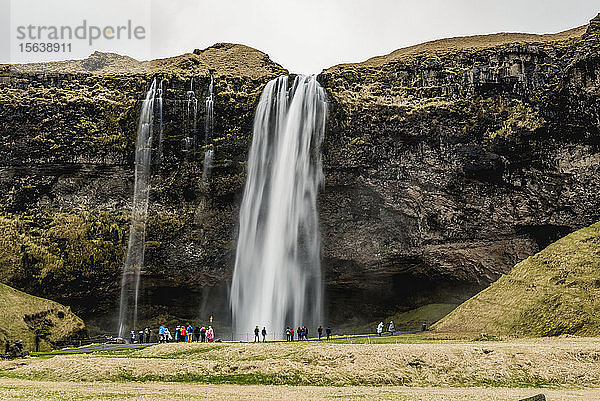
1,0,598,73
150,0,598,73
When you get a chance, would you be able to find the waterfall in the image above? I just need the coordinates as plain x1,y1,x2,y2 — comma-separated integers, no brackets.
185,78,197,152
156,79,164,164
205,75,214,144
202,148,214,182
118,78,158,338
203,75,214,182
230,75,327,339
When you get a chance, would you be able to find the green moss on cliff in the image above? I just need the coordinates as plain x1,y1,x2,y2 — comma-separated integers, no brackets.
459,97,546,141
0,208,127,302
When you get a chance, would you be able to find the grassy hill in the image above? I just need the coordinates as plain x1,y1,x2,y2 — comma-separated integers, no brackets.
433,222,600,337
326,24,587,72
0,283,85,352
355,303,459,334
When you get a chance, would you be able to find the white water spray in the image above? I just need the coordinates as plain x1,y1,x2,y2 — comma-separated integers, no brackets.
185,78,198,152
156,79,164,164
118,78,158,338
230,75,327,339
203,75,215,181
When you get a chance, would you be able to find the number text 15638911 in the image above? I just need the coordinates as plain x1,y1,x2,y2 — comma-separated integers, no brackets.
18,43,72,53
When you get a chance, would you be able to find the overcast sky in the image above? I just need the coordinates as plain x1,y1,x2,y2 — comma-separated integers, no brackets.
150,0,598,73
2,0,598,73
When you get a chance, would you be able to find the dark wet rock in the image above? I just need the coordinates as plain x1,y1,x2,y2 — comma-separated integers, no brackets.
0,17,599,331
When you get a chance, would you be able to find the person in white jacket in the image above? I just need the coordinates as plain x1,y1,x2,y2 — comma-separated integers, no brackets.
377,322,384,336
388,320,395,336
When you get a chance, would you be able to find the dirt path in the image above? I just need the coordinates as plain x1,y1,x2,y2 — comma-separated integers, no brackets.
1,378,599,401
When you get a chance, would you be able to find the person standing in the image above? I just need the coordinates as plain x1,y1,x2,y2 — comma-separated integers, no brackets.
377,322,384,336
326,326,331,340
200,326,207,342
304,326,309,340
290,327,294,341
187,324,194,343
388,320,395,336
261,327,267,342
180,325,187,343
318,325,323,340
297,326,301,341
145,327,151,343
285,327,290,342
175,326,181,342
158,324,166,343
130,330,135,344
207,326,214,342
138,330,144,344
254,326,260,342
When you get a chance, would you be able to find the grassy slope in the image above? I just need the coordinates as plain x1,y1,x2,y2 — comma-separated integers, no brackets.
326,25,586,71
4,43,287,79
356,303,459,334
0,283,85,351
433,222,600,337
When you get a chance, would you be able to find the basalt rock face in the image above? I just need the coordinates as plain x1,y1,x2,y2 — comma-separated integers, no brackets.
1,19,600,332
318,18,600,322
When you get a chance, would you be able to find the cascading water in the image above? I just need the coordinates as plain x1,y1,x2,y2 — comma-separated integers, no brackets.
205,75,214,143
118,78,158,338
156,79,164,164
185,78,198,152
202,148,213,182
203,75,214,182
230,75,327,339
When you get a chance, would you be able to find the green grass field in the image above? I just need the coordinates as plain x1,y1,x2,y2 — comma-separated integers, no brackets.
3,336,600,400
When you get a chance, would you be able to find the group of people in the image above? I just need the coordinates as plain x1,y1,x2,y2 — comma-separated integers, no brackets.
129,327,152,344
157,324,215,343
254,326,268,342
127,323,337,344
284,325,332,341
376,320,395,336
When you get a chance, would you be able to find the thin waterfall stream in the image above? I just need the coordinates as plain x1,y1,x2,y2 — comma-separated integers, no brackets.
203,75,214,182
118,78,159,338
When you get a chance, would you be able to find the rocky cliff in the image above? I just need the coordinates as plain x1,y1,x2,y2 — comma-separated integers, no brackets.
0,16,599,332
319,18,600,323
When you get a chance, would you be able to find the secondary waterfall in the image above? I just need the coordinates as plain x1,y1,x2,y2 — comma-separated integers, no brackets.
203,75,214,182
118,78,158,338
185,78,198,152
156,79,164,164
230,75,327,339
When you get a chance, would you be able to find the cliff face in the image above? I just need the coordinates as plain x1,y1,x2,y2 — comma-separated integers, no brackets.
0,44,288,331
318,19,600,321
0,17,599,332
